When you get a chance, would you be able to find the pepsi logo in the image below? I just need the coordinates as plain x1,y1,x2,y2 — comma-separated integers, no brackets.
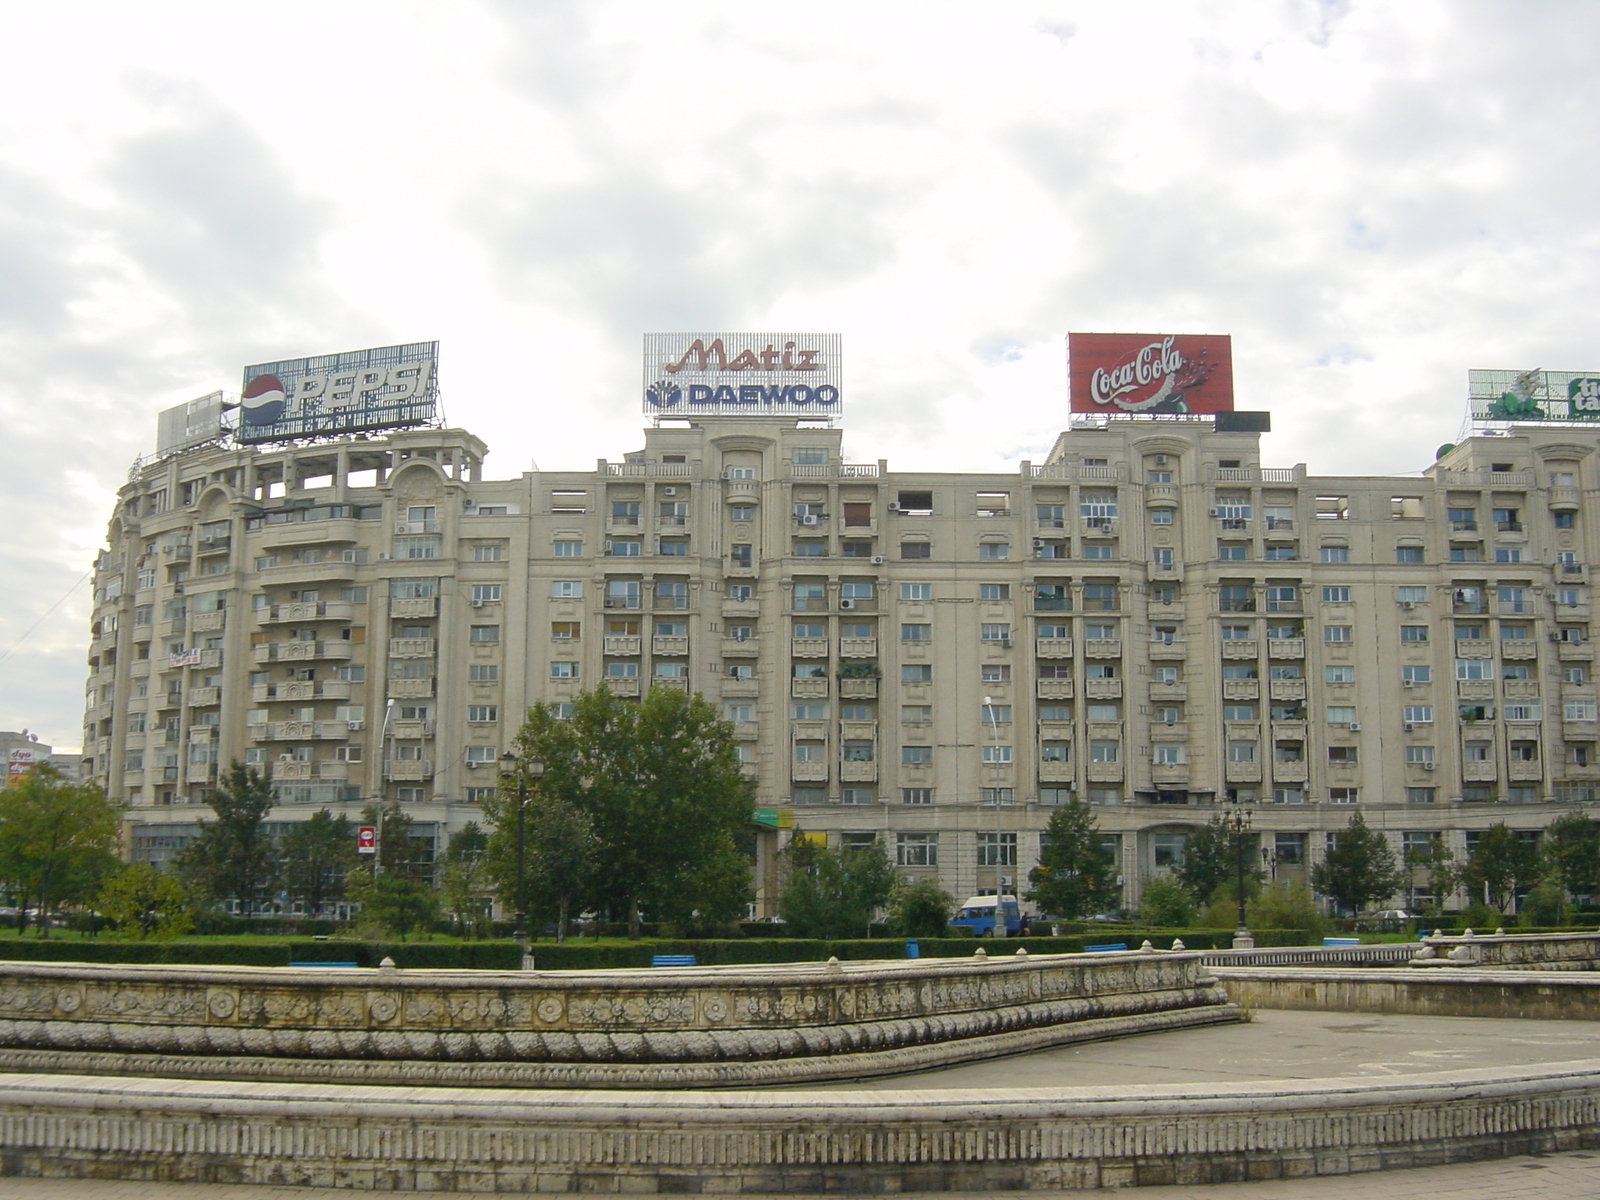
241,373,288,426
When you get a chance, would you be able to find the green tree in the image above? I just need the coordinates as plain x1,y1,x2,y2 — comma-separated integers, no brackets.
510,792,597,943
503,687,753,936
174,763,279,917
1459,822,1541,914
1310,813,1406,915
1174,816,1263,905
439,824,493,938
0,766,121,936
888,877,955,938
1026,799,1120,919
359,797,431,882
1543,812,1600,901
1246,880,1332,939
352,873,439,940
1520,881,1569,927
1138,876,1197,927
778,838,896,939
96,863,194,940
279,810,361,918
1403,834,1459,917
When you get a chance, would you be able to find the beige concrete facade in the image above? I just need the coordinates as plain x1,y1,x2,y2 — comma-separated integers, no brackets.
84,412,1600,915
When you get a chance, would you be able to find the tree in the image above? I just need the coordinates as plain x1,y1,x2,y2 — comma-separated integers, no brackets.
1311,814,1406,915
501,687,753,936
1404,834,1459,917
1543,812,1600,901
1459,822,1542,913
0,766,122,936
280,810,361,918
352,873,439,940
778,838,896,939
888,878,955,938
1246,880,1332,940
96,863,194,941
1026,799,1120,919
1174,816,1263,905
439,824,493,938
1138,876,1196,927
174,763,279,917
359,797,430,882
522,794,597,942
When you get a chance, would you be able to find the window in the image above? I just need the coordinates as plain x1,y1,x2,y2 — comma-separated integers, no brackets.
1403,705,1434,723
1153,744,1185,765
1321,587,1350,603
981,703,1012,723
901,704,932,723
981,745,1012,764
791,786,825,806
1038,704,1071,720
980,787,1015,805
1268,664,1301,680
1152,832,1187,867
902,664,933,683
843,740,874,762
1082,542,1114,559
976,833,1017,865
1503,663,1532,681
1325,665,1354,683
1328,788,1359,805
1565,701,1598,722
551,581,582,599
1328,745,1358,765
469,664,500,682
1223,703,1258,721
902,745,932,765
1464,740,1491,762
1397,586,1427,605
900,788,933,806
981,663,1010,683
1319,546,1349,563
606,662,640,679
1151,509,1174,525
1220,623,1254,640
793,742,824,763
980,623,1011,642
1040,741,1070,762
793,622,825,639
978,542,1009,560
900,541,930,559
469,625,500,643
1504,703,1541,721
1395,546,1424,563
1324,625,1352,643
793,448,827,464
1084,622,1118,640
394,536,440,560
791,703,826,720
1089,740,1119,763
1402,665,1431,684
1565,666,1588,685
900,583,931,601
550,662,578,679
1455,659,1492,681
471,585,502,603
1327,706,1357,724
1154,666,1179,685
1272,787,1305,805
1228,740,1257,763
729,504,755,522
897,832,937,865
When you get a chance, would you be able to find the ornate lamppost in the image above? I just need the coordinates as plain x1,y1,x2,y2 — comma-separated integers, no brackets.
1223,796,1254,949
498,750,545,947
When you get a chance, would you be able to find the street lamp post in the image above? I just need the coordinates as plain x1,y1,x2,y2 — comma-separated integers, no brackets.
983,695,1006,934
1224,796,1254,949
499,751,544,947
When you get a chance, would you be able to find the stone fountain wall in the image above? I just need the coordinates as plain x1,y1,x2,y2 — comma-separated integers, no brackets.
0,950,1235,1088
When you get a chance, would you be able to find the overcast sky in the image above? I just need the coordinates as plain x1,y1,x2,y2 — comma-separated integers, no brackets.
3,0,1599,750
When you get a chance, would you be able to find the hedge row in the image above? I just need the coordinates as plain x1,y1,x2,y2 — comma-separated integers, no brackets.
0,939,523,971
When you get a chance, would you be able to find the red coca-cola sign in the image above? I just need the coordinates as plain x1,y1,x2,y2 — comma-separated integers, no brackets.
1069,333,1233,414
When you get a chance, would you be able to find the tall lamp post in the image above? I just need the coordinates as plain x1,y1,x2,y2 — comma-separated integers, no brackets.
499,751,544,947
1223,796,1254,949
982,695,1006,932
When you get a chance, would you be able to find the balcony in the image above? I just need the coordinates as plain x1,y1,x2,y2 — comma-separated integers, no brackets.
721,637,758,657
791,677,829,699
254,641,354,663
251,720,349,741
722,679,760,698
652,635,689,656
1086,762,1124,783
1267,680,1305,701
651,677,691,693
191,611,225,634
791,637,828,658
390,718,434,739
839,677,879,699
1221,639,1259,659
1084,678,1122,700
791,762,829,782
1453,638,1493,658
1463,761,1498,782
385,759,434,781
1549,486,1582,511
1268,638,1305,659
1038,761,1074,783
1084,638,1121,658
195,535,231,555
185,762,217,784
606,678,642,697
1500,639,1538,660
263,600,356,624
1225,761,1262,783
1148,641,1187,660
388,638,436,658
603,636,641,656
1036,679,1074,699
840,760,877,783
389,597,438,619
840,637,878,658
1222,680,1260,701
184,686,220,708
1503,680,1541,699
1151,762,1190,783
723,599,761,619
271,761,316,782
1272,762,1308,783
1559,640,1595,660
1035,637,1073,659
1149,682,1187,702
1507,760,1543,782
387,677,434,699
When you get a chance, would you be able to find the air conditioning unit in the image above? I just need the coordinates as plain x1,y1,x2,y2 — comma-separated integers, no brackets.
1421,762,1436,771
378,553,391,560
395,522,417,534
1154,455,1169,466
465,761,479,769
1349,722,1362,731
347,720,364,732
1551,632,1564,642
1403,723,1415,732
887,501,901,511
662,487,678,496
604,598,625,608
870,556,885,565
999,639,1012,648
1403,679,1415,688
839,599,855,610
1208,508,1220,517
470,598,484,608
801,515,820,526
1401,602,1416,610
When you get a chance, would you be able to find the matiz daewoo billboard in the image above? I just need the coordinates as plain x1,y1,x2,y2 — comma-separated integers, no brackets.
1068,333,1234,414
643,333,841,417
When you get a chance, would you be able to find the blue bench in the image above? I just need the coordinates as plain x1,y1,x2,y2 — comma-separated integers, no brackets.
289,961,360,968
1321,937,1361,947
651,954,698,967
1084,942,1128,953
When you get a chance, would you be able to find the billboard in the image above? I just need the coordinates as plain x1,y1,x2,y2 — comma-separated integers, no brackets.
1068,333,1234,414
156,391,226,456
238,342,438,444
643,333,841,417
6,748,42,789
1470,369,1600,422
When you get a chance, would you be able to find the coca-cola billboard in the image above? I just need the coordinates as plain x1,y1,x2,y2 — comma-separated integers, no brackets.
1068,333,1234,414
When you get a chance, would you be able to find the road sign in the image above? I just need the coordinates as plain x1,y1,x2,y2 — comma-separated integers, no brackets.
357,826,377,854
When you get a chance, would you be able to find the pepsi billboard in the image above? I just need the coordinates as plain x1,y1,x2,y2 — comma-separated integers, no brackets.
237,342,438,444
643,333,841,417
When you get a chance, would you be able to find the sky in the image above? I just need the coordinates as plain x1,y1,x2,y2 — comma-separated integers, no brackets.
3,0,1600,750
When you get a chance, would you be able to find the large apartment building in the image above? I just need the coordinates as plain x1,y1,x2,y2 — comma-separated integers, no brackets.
84,405,1600,915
